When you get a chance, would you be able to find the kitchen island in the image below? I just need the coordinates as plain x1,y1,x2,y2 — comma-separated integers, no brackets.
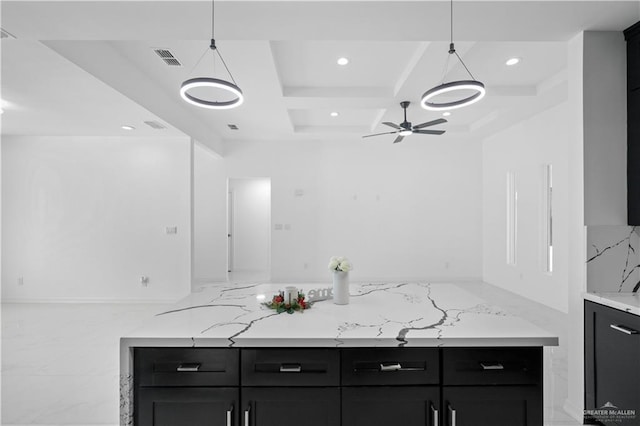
120,282,558,426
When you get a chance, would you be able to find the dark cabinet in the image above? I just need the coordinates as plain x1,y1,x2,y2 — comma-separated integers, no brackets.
585,301,640,425
443,386,542,426
134,346,543,426
241,387,340,426
137,388,239,426
342,386,439,426
134,348,240,426
442,347,542,426
625,21,640,224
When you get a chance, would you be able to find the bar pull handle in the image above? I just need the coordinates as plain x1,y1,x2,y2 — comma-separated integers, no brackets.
244,405,250,426
448,404,456,426
431,404,439,426
380,362,402,372
279,364,302,373
176,363,201,372
226,405,233,426
480,362,504,370
610,324,638,335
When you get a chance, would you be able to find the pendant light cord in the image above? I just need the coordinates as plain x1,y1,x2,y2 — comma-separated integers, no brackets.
209,0,238,85
450,0,453,45
211,0,215,40
440,0,477,82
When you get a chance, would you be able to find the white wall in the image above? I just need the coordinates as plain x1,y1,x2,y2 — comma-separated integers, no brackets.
482,101,570,313
193,136,483,283
565,32,587,423
193,143,227,283
229,178,271,273
1,135,191,301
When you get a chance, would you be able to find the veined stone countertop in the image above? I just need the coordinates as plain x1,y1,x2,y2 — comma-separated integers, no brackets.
121,282,559,348
584,292,640,316
119,281,559,425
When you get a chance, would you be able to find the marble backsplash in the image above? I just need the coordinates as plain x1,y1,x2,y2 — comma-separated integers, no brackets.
586,225,640,293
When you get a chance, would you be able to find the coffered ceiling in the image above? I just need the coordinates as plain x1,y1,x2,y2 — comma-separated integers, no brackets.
1,1,639,155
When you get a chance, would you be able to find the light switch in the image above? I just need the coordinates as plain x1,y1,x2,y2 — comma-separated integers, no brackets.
166,226,178,234
294,189,304,197
284,224,291,230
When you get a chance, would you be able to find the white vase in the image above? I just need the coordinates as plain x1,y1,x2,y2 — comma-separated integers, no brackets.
332,271,350,305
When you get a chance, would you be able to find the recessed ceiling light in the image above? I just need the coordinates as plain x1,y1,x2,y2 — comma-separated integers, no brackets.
330,112,339,117
443,112,451,117
506,57,521,66
121,125,135,130
337,57,349,66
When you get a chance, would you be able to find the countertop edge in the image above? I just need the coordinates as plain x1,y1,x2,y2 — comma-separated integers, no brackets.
120,336,559,348
584,292,640,316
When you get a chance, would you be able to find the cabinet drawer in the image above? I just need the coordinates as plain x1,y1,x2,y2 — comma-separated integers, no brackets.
341,348,439,385
136,387,239,426
442,347,541,386
241,348,339,386
135,348,239,387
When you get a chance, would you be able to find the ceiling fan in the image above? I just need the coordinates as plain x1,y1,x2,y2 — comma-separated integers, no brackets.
363,101,447,144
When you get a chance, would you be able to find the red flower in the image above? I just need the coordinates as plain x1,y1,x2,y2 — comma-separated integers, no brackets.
274,295,284,303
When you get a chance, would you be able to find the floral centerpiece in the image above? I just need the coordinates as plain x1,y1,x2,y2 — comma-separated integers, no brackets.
328,256,353,272
263,291,311,314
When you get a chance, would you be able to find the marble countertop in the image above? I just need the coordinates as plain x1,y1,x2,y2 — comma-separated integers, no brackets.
584,292,640,316
121,282,558,348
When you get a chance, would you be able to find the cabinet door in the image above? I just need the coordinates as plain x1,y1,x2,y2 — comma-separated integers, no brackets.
585,301,640,425
342,386,440,426
241,387,339,426
136,387,239,426
628,89,640,224
443,386,542,426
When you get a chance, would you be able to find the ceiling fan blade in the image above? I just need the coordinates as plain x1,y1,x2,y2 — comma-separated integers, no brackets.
413,129,446,135
382,122,402,130
393,135,405,144
413,118,448,129
362,131,399,139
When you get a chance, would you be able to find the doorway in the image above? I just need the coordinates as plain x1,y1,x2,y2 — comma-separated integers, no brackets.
227,177,271,282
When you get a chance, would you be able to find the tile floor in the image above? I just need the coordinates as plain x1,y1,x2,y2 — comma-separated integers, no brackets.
1,282,582,426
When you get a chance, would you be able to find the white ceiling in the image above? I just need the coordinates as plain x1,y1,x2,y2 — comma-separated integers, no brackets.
1,1,639,154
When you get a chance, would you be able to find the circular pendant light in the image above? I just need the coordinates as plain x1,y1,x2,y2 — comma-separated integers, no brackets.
421,80,485,111
421,0,485,111
180,77,244,109
180,1,243,110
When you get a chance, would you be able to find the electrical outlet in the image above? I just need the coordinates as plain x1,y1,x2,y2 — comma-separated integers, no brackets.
284,224,291,230
140,276,149,286
17,276,24,286
274,224,283,230
165,226,178,234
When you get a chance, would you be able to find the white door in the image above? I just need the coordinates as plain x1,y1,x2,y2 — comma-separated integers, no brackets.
227,178,271,279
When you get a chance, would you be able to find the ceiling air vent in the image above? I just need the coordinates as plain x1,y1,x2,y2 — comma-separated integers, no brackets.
153,48,182,67
144,120,167,130
0,28,16,39
227,124,239,130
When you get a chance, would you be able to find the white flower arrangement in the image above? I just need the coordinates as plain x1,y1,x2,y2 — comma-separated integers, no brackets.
328,256,353,272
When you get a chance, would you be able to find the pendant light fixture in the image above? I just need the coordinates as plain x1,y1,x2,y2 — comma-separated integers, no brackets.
180,0,243,109
420,0,485,111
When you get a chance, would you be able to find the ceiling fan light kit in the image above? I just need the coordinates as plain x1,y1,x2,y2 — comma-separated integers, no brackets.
421,0,485,111
362,101,447,143
180,1,243,109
